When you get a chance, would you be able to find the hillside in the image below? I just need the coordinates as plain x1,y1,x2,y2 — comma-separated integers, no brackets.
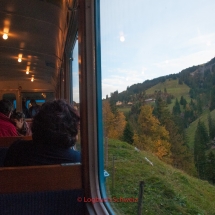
186,109,215,149
145,79,190,100
145,78,191,111
106,139,215,215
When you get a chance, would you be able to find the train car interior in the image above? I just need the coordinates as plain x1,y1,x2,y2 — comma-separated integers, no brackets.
0,0,110,214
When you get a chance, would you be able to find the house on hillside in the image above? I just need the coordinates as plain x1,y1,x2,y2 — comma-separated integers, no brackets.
116,101,122,106
127,102,133,105
145,98,155,103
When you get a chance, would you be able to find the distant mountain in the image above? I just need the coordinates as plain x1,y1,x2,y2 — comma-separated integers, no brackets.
110,57,215,103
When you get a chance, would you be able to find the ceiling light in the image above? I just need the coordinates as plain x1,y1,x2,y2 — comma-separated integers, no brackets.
18,54,22,62
3,33,8,40
31,75,34,82
26,66,30,74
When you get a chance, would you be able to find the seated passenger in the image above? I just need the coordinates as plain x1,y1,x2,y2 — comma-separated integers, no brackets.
4,99,81,166
29,99,40,118
22,99,31,118
0,99,18,137
10,112,32,136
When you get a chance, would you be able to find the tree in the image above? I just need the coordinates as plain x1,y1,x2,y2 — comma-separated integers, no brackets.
208,113,215,140
172,98,181,115
135,105,171,162
103,100,115,138
123,122,134,144
194,121,209,179
210,87,215,111
114,111,126,139
153,96,168,123
206,152,215,184
164,117,194,173
102,100,126,139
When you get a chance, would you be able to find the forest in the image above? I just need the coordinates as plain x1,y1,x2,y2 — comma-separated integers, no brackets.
103,57,215,184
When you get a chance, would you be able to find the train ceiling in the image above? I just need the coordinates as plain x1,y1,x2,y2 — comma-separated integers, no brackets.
0,0,75,88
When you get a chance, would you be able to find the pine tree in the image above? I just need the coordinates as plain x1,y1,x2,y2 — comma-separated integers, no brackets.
206,152,215,184
208,113,215,140
172,98,181,115
180,96,184,105
210,87,215,111
123,122,134,144
194,121,209,179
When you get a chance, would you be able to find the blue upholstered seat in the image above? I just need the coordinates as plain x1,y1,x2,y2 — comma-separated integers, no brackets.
0,189,84,215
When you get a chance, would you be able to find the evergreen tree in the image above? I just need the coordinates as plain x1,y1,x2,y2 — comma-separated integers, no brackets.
206,152,215,184
194,121,209,179
153,96,168,123
123,122,134,144
196,96,203,114
183,99,187,109
208,113,215,140
210,87,215,111
172,98,181,115
166,95,172,104
180,96,184,105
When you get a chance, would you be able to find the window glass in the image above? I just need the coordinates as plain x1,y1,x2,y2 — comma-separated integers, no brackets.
2,93,16,110
71,37,81,151
100,1,215,214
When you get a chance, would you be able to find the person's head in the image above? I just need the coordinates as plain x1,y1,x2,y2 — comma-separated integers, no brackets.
31,99,80,148
30,99,36,106
10,112,25,130
0,99,14,117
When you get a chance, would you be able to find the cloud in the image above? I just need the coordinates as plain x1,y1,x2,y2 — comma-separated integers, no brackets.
72,87,80,103
156,49,215,74
102,67,147,98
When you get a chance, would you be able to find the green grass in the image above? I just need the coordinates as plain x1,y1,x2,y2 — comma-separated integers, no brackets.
105,139,215,215
186,109,215,149
118,107,131,115
145,79,191,111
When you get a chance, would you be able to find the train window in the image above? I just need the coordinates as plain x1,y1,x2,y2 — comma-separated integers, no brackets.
100,0,215,214
2,93,16,110
71,36,79,104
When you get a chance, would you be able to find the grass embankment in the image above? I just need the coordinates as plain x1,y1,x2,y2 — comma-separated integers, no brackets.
186,109,215,149
106,139,215,215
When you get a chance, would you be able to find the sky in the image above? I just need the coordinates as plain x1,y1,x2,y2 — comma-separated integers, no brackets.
100,0,215,99
71,0,215,102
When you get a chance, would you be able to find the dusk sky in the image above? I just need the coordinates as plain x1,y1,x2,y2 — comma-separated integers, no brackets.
100,0,215,98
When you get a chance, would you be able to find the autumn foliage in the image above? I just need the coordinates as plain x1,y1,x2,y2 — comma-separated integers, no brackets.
103,100,126,139
133,105,171,162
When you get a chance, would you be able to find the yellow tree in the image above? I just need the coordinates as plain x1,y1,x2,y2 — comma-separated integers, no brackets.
114,111,126,138
103,100,115,138
103,101,126,139
136,105,171,162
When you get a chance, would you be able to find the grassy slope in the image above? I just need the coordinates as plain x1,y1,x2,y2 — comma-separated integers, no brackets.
118,79,190,114
106,139,215,215
145,79,190,111
186,109,215,149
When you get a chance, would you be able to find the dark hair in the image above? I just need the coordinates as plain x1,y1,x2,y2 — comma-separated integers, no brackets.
30,99,36,104
0,99,13,116
10,112,25,120
31,99,80,148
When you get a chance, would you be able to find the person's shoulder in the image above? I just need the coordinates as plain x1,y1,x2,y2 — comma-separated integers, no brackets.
69,148,81,162
10,139,33,150
4,140,33,167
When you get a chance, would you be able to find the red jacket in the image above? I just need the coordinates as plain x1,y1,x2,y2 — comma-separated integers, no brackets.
0,112,18,137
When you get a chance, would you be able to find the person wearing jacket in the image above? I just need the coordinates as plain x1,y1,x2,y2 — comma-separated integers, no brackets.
0,99,18,137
